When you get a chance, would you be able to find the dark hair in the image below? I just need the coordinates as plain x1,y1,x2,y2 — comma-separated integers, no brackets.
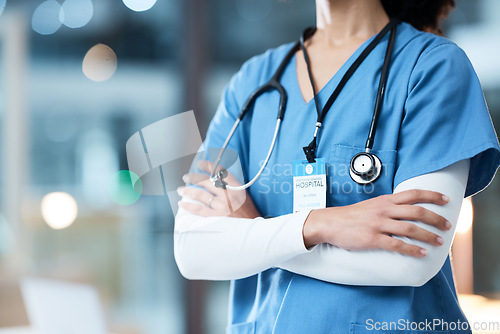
381,0,455,34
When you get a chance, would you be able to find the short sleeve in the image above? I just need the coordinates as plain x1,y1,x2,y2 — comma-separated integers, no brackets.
195,57,259,181
204,68,245,152
394,43,500,197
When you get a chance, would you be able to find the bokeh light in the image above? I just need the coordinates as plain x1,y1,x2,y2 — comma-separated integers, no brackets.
82,44,117,82
235,0,272,22
41,192,78,230
109,170,143,206
0,0,6,17
122,0,157,12
60,0,93,29
456,197,474,234
32,0,63,35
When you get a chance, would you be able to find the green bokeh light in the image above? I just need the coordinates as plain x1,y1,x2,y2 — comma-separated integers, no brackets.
109,170,142,206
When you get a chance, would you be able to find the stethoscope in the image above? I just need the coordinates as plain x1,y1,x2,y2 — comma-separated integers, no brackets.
210,19,398,190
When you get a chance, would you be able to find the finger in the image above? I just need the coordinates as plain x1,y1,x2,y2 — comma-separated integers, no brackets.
195,175,245,200
177,186,214,206
375,234,428,257
183,173,210,186
182,174,246,216
197,160,224,175
186,185,232,214
183,173,233,196
178,185,235,216
390,189,449,206
388,205,451,231
380,221,444,246
178,200,215,217
183,173,228,197
197,177,227,197
197,160,240,185
181,174,221,197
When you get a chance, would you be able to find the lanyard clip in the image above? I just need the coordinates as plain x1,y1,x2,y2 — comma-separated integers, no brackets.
303,122,321,163
303,141,316,163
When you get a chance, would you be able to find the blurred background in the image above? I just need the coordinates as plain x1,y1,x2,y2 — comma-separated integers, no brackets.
0,0,499,333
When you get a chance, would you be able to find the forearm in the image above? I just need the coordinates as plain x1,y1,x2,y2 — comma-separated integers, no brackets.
278,159,470,286
174,206,311,280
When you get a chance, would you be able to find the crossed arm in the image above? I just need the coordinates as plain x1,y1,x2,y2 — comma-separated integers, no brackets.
174,159,469,286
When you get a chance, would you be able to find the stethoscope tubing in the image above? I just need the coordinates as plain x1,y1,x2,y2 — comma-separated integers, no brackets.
216,119,281,191
209,19,398,189
365,22,397,151
209,42,300,189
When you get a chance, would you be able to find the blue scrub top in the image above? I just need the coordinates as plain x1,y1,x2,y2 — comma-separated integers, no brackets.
202,22,500,334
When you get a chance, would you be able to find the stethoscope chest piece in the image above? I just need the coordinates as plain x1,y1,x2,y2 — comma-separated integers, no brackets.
349,152,382,184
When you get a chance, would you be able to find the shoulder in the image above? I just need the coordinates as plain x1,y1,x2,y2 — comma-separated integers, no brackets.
238,42,296,80
396,22,474,80
228,42,296,101
214,41,296,119
397,21,462,56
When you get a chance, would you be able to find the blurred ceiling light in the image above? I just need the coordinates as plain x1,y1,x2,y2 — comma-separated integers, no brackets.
60,0,93,29
122,0,157,12
0,0,6,17
456,197,474,235
235,0,272,22
41,192,78,230
82,44,117,82
32,0,63,35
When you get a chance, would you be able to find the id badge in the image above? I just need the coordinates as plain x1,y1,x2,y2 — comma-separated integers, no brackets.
293,158,326,213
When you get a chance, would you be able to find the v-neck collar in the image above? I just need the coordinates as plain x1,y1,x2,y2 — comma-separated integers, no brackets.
290,32,381,108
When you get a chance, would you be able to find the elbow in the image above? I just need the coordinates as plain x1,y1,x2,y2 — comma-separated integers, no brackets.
174,233,204,280
175,259,199,281
174,242,201,280
395,258,443,287
173,247,192,280
173,210,207,280
404,272,433,287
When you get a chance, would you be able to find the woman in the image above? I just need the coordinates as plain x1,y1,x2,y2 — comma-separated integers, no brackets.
175,0,500,333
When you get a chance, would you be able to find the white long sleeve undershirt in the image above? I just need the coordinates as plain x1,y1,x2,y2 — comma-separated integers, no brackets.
174,159,470,286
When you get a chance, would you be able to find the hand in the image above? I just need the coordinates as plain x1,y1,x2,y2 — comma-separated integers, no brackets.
177,160,261,219
303,189,452,257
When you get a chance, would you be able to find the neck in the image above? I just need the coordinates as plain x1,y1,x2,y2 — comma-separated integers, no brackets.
315,0,390,45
